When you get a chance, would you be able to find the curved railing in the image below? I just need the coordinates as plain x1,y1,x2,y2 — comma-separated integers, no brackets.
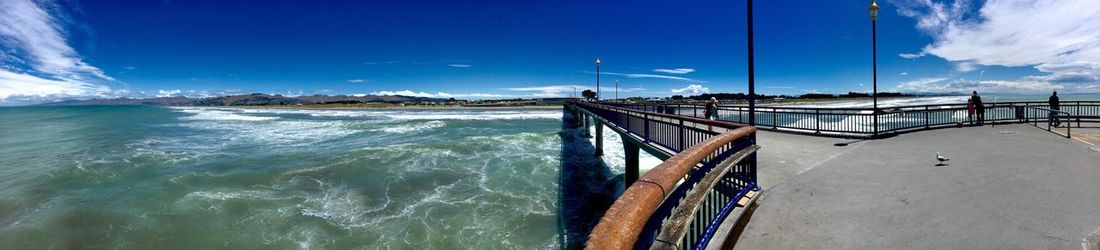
572,101,758,249
608,101,1100,138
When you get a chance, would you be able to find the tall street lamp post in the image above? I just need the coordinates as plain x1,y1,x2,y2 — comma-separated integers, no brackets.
596,58,601,102
615,80,619,102
869,0,880,136
747,0,756,126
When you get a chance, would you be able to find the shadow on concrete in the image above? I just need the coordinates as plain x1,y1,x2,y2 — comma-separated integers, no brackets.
556,107,624,249
833,139,869,147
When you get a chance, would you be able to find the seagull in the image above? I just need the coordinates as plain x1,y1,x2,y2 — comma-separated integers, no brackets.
936,152,950,166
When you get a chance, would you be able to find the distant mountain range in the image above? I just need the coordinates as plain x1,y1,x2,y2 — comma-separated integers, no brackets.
40,93,451,106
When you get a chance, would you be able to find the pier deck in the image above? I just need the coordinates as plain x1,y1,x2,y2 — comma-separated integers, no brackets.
736,124,1100,249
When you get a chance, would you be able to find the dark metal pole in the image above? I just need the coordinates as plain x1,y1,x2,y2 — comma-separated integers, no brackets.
872,18,879,137
748,0,756,126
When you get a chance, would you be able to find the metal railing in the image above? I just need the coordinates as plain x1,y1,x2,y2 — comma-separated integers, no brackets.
1025,106,1072,138
605,101,1100,138
573,101,758,250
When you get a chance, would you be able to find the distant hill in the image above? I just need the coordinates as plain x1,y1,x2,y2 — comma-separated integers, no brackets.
40,93,450,106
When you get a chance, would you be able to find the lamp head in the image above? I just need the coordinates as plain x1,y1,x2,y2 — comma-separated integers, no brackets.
595,58,601,65
869,0,880,20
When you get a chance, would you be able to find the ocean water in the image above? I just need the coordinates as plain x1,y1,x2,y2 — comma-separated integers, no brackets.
0,106,660,249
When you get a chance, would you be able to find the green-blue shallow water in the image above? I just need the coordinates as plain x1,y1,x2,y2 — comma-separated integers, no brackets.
0,106,624,249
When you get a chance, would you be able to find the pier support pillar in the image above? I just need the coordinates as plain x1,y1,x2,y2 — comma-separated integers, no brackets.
594,119,604,156
584,114,592,138
623,138,639,187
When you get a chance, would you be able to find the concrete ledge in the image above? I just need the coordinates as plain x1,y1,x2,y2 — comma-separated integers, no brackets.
705,190,763,250
1085,227,1100,250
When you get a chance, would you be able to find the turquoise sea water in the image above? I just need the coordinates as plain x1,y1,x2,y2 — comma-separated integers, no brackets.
1,106,640,249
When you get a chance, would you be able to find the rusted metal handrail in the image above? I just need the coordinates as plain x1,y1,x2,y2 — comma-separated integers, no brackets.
575,100,758,250
654,144,760,249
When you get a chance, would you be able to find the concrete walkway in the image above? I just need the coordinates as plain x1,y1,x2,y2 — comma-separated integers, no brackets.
736,124,1100,249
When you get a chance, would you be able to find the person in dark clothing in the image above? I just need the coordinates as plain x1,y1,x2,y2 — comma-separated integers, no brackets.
971,91,985,125
704,97,719,120
1049,91,1060,127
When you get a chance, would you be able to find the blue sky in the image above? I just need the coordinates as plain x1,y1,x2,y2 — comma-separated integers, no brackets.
1,0,1098,104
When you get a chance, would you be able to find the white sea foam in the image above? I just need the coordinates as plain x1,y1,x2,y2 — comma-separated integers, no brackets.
385,111,561,121
172,108,362,146
780,96,972,108
222,108,563,121
373,120,446,134
299,181,392,229
588,124,663,173
183,190,282,201
175,108,280,121
301,109,561,120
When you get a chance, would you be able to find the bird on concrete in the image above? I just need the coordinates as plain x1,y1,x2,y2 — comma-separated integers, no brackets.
936,152,950,166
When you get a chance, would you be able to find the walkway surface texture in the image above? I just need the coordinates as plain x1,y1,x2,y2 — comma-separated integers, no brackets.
734,124,1100,249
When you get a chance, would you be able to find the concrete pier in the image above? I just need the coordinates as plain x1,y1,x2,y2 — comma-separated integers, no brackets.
731,124,1100,249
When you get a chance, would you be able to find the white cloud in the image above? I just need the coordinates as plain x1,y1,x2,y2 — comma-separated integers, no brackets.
448,64,471,68
898,0,1100,92
898,52,927,59
653,68,695,74
600,72,697,82
370,90,503,98
0,0,115,103
152,89,243,98
0,70,109,101
670,84,709,94
896,77,1065,93
156,89,182,98
955,61,979,72
347,79,367,83
505,84,648,98
505,85,586,97
900,72,909,76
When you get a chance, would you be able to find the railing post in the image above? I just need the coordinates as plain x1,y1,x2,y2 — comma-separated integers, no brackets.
644,114,650,142
772,109,777,129
1067,115,1071,138
679,120,686,151
924,106,930,129
815,109,821,133
873,108,879,138
738,107,744,123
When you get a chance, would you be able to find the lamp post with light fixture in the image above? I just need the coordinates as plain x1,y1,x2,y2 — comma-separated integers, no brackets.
869,0,880,136
596,58,601,101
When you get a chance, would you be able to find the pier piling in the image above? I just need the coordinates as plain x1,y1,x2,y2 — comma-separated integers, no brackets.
584,114,592,138
623,135,639,186
595,119,604,156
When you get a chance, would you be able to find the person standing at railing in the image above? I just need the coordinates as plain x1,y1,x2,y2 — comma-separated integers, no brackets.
967,98,976,126
1049,91,1061,127
704,97,719,120
971,91,985,126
